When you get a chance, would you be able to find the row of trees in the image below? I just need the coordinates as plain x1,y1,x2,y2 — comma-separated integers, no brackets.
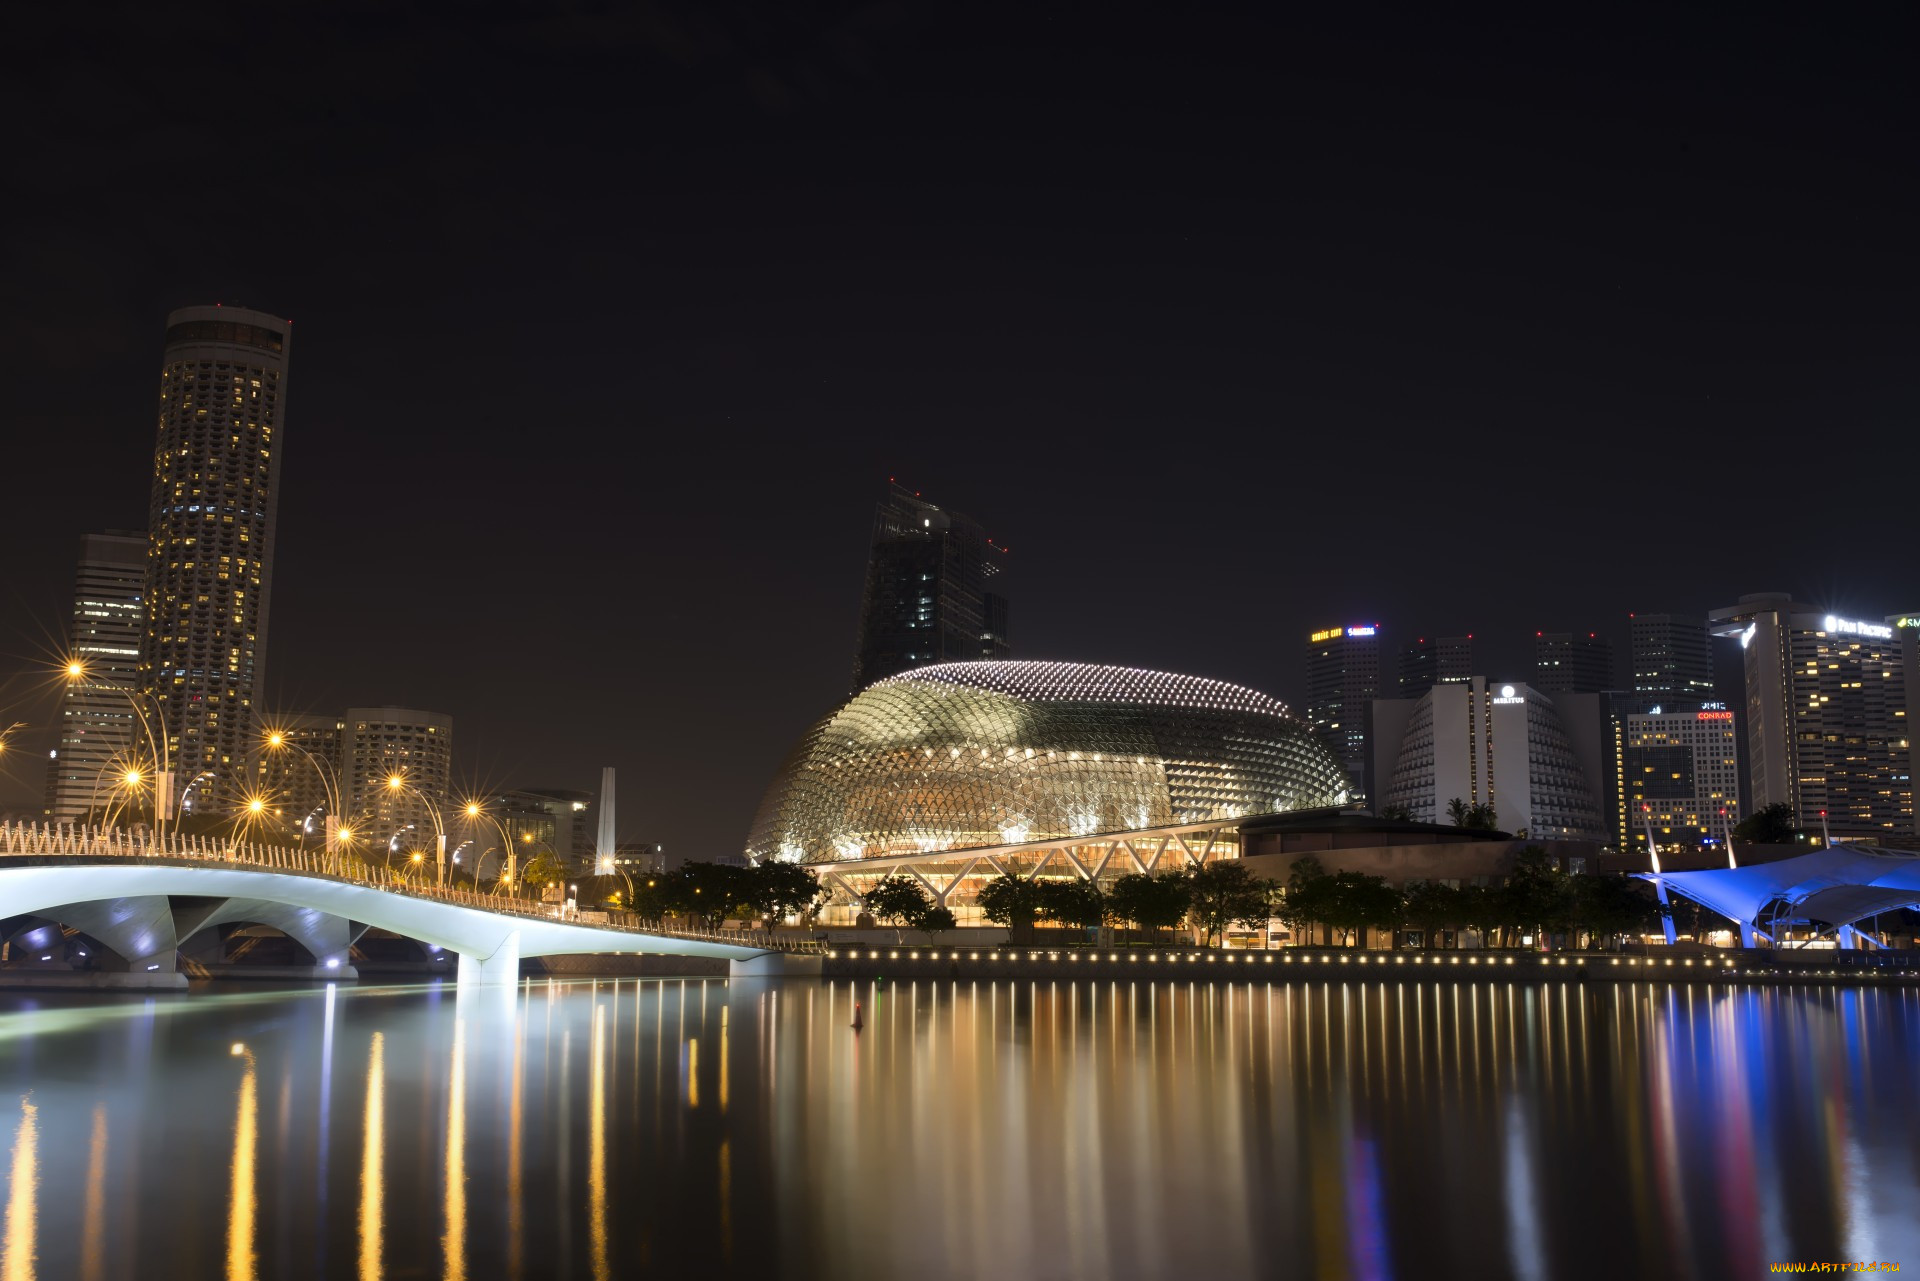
621,860,826,931
857,848,1665,951
1299,849,1666,950
606,847,1667,952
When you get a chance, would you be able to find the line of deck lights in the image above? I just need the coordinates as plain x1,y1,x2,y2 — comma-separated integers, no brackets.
817,951,1895,980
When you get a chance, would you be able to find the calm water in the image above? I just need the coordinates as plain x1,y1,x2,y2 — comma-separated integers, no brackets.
1,976,1916,1280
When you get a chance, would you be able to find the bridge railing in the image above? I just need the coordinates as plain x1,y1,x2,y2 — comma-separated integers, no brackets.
0,821,823,954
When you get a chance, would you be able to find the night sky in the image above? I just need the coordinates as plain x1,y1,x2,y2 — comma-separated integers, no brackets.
3,4,1917,855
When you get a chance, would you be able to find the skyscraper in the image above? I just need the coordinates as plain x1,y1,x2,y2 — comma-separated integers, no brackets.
1709,594,1911,837
45,531,149,821
1397,635,1473,697
140,305,292,813
1629,614,1715,701
852,483,1009,688
1305,623,1380,805
1533,632,1615,693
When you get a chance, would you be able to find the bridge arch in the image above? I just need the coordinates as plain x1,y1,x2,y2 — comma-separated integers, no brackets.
0,858,774,984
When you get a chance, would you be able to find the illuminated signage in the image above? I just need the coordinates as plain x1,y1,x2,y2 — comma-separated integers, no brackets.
1311,625,1378,643
1492,683,1525,705
1701,701,1726,710
1309,628,1341,643
1697,711,1733,721
1823,615,1894,640
1738,622,1757,650
1895,616,1920,630
1346,626,1376,637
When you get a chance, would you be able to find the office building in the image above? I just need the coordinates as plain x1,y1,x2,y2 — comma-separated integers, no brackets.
342,707,453,849
1397,635,1473,697
1629,613,1716,702
1611,702,1741,854
140,305,292,812
1709,594,1911,838
1305,623,1380,805
45,532,149,821
1533,632,1615,694
1374,678,1607,840
613,841,667,874
851,483,1010,689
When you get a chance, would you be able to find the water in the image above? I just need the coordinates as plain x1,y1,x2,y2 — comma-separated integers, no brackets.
1,977,1916,1280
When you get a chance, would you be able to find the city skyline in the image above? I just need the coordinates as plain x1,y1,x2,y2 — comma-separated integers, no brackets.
2,7,1917,861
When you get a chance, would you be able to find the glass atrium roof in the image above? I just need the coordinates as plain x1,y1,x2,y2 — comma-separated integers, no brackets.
745,661,1351,863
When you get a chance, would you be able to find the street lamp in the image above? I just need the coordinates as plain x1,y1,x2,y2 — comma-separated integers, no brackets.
384,772,448,886
262,728,346,854
63,658,176,845
461,799,520,897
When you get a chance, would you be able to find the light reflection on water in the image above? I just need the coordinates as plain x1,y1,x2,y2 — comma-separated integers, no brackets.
0,978,1914,1279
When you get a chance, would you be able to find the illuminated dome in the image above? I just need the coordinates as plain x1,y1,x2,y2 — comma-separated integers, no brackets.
746,661,1351,863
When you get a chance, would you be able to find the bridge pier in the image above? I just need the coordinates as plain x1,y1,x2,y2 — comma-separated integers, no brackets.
728,951,824,979
457,930,522,986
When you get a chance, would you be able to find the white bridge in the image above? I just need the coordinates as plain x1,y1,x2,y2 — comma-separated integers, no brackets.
0,823,821,986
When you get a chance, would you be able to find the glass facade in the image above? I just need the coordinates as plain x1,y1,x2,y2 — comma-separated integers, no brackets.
746,661,1351,863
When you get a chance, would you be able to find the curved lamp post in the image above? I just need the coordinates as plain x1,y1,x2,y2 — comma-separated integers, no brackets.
263,728,348,855
64,659,176,844
384,773,447,886
460,799,527,897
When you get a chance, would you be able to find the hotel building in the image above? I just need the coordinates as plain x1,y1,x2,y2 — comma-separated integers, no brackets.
140,305,292,811
1708,594,1912,838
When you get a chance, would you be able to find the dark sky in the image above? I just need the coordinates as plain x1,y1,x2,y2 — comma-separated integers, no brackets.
3,4,1917,854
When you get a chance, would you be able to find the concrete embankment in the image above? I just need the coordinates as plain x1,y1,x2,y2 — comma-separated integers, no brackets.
819,945,1920,986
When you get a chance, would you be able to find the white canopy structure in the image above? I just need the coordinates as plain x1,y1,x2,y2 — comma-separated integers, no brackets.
1641,847,1920,948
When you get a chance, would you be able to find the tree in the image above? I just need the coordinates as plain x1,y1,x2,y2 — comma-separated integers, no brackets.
1037,878,1107,936
1456,884,1505,949
1500,846,1571,949
1278,856,1332,947
1319,870,1401,948
519,849,571,891
862,874,934,941
680,861,750,928
1732,802,1800,846
1446,798,1499,831
976,873,1047,944
1400,880,1462,949
1185,861,1269,947
1377,803,1415,823
1108,872,1191,943
1568,875,1663,950
919,905,957,942
738,861,825,929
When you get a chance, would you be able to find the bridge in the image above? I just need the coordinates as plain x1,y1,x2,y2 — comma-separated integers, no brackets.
0,822,822,987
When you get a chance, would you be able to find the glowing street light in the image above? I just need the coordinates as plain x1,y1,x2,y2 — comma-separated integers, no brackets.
460,798,521,898
384,771,448,887
261,726,345,854
64,657,175,843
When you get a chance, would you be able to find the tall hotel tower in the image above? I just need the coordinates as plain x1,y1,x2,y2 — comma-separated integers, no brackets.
140,305,292,812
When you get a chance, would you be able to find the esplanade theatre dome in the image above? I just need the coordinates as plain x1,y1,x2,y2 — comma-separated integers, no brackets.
746,661,1351,863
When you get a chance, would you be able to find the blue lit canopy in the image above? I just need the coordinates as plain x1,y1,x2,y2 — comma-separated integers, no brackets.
1645,847,1920,931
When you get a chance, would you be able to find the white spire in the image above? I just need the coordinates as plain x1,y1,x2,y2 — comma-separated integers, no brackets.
596,766,617,871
